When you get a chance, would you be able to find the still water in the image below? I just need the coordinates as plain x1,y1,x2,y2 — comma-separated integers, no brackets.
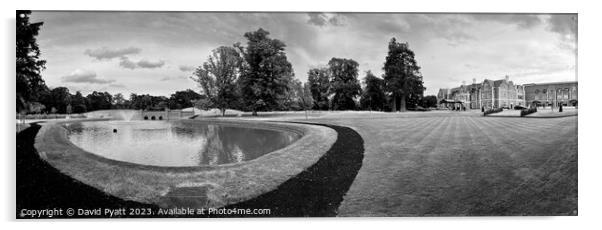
67,121,300,167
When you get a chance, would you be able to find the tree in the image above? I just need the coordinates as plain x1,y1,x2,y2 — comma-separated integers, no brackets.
71,91,87,113
16,10,47,112
360,71,386,111
237,28,294,115
328,57,361,110
383,38,424,112
169,89,204,110
112,93,128,109
421,95,438,108
86,91,113,111
49,87,71,114
307,67,331,110
300,82,314,119
192,46,242,116
28,102,45,114
282,78,304,111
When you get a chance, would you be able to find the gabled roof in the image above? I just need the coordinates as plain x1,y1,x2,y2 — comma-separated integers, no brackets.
493,80,505,87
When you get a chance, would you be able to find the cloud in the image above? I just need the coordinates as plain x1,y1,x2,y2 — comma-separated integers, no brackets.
84,47,141,60
61,69,115,84
137,59,166,68
160,75,188,81
109,83,127,88
469,14,542,29
547,14,577,38
307,13,347,27
178,65,196,72
119,57,165,69
32,12,577,96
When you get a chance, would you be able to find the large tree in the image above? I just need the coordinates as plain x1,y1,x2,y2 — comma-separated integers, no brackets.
383,38,424,112
307,67,331,110
192,46,242,116
360,71,386,111
16,10,47,113
237,28,294,115
328,57,361,110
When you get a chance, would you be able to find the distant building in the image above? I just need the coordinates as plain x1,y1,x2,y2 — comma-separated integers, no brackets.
438,76,526,110
523,81,578,107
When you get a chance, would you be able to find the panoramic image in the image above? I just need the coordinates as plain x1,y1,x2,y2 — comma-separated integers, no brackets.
16,10,577,218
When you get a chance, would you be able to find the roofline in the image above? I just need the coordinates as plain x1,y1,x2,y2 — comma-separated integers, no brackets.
522,81,578,86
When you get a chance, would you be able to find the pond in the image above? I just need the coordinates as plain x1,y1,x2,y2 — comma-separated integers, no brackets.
66,121,301,167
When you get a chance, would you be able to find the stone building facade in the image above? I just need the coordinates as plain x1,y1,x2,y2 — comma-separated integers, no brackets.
523,81,578,107
438,76,526,110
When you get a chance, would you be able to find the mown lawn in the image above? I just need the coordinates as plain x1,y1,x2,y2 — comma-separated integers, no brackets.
304,112,577,216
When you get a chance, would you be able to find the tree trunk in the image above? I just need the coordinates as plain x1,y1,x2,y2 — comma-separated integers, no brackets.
221,108,226,117
399,94,407,112
252,110,258,116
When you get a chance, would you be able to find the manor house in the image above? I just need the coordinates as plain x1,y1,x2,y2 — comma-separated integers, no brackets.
437,76,525,110
438,76,578,110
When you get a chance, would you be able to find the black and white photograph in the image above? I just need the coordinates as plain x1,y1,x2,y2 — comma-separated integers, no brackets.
4,0,599,227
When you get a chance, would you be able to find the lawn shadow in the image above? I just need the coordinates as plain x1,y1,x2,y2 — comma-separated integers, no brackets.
224,123,365,217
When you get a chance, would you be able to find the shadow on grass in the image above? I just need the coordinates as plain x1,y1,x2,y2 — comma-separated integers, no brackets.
224,123,365,217
16,123,364,218
16,123,156,219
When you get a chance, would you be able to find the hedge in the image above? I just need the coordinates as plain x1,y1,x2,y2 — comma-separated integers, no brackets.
483,108,503,116
520,107,538,117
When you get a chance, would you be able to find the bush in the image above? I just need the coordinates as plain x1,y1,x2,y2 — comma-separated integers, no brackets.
520,107,537,117
513,105,526,110
483,108,503,116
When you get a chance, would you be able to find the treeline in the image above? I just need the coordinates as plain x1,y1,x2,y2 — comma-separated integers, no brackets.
191,29,436,115
23,88,204,114
17,10,437,116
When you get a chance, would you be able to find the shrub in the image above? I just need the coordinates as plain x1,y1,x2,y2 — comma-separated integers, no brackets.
483,108,503,116
520,107,537,117
513,105,526,110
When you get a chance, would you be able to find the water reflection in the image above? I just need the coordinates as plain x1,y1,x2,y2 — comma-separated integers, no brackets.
67,121,299,167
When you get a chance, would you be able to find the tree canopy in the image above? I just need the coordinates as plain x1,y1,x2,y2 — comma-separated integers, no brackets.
307,67,331,110
237,28,294,115
383,38,424,112
329,57,361,110
360,71,386,111
16,10,47,113
192,46,242,116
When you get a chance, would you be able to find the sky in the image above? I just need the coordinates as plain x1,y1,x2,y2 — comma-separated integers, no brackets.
29,11,577,96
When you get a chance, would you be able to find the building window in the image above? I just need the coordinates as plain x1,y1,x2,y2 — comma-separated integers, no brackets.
572,86,577,99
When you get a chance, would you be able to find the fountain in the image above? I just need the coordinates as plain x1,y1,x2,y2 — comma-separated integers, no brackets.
115,110,139,121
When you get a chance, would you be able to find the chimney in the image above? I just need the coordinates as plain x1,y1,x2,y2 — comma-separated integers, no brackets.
473,78,477,84
505,75,509,81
